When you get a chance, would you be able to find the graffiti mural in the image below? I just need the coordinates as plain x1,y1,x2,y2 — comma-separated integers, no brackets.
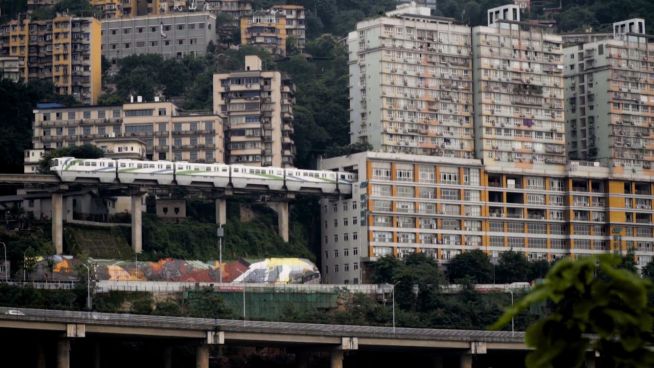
26,256,320,284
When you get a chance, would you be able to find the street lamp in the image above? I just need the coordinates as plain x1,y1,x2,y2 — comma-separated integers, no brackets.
217,226,224,284
23,249,28,282
0,241,7,282
508,288,515,337
81,263,92,310
388,282,400,334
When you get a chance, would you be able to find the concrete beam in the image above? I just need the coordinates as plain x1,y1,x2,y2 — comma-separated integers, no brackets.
131,194,143,254
330,349,344,368
196,344,209,368
57,338,70,368
52,192,63,255
357,337,469,349
269,202,289,242
84,325,206,338
224,332,341,345
66,323,85,337
215,199,227,226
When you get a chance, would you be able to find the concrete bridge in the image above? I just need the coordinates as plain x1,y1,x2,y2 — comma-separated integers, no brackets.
0,174,348,254
0,307,525,368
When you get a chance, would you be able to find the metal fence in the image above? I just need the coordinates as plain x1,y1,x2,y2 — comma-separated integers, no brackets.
95,280,394,294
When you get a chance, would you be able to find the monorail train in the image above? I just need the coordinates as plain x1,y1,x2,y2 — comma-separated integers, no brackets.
50,157,356,194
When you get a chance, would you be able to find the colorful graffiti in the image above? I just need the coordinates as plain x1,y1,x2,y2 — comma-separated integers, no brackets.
27,256,320,284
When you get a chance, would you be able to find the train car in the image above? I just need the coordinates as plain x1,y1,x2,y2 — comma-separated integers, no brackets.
284,168,339,193
174,162,230,187
336,171,356,195
230,165,285,191
117,159,174,185
50,157,117,183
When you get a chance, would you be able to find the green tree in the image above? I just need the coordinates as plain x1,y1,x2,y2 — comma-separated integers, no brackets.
495,249,530,283
185,287,233,318
493,254,654,368
370,255,402,283
642,259,654,280
528,259,551,281
447,250,493,284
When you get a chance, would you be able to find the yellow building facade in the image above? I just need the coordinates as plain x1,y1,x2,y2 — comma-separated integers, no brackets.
0,16,102,104
240,10,287,56
320,152,654,284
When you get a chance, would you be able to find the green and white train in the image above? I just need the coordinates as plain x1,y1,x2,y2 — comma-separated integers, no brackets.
50,157,355,194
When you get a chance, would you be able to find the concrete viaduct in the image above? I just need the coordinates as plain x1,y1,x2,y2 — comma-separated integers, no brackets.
0,307,526,368
0,174,345,255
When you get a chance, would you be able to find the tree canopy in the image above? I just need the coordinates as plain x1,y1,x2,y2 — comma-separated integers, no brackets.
493,254,654,368
446,249,494,284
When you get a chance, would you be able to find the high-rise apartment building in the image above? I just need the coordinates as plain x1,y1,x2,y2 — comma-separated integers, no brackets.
320,151,654,284
348,3,475,158
90,0,126,19
0,15,102,104
203,0,252,19
240,10,287,56
213,55,295,167
564,19,654,174
31,99,224,163
271,4,305,52
0,56,21,82
472,4,566,167
101,12,217,62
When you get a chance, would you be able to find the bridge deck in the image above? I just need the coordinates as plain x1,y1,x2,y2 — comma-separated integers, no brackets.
0,307,525,350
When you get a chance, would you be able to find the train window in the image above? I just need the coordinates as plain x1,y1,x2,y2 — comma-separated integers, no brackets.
84,162,90,166
206,167,211,171
120,163,125,167
92,162,97,167
137,164,142,169
166,165,171,169
108,162,114,167
234,169,239,173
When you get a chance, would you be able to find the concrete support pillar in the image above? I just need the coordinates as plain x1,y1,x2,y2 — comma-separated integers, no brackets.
431,356,444,368
94,342,101,368
52,192,64,255
215,199,227,226
36,340,46,368
270,202,289,242
459,353,472,368
330,350,344,368
295,351,309,368
196,344,209,368
131,194,143,254
57,338,70,368
163,346,172,368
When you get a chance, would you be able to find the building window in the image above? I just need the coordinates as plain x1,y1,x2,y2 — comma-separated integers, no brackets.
343,218,348,226
334,249,339,257
353,246,358,255
344,264,349,272
334,234,338,243
353,262,359,271
344,248,349,256
352,217,357,225
334,264,339,272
